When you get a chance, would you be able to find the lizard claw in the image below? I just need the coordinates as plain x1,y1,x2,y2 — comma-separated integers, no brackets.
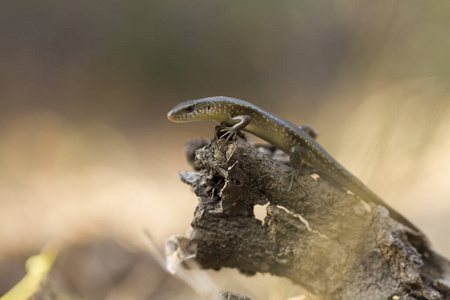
284,169,301,192
284,169,308,198
220,128,237,142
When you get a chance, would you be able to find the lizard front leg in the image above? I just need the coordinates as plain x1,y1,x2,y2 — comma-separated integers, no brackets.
221,115,251,141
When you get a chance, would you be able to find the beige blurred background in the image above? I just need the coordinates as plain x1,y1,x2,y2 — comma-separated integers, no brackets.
0,0,449,298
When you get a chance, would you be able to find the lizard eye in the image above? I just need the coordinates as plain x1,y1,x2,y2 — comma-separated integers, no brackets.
184,105,195,113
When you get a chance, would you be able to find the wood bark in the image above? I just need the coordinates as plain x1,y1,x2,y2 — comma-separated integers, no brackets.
170,125,450,300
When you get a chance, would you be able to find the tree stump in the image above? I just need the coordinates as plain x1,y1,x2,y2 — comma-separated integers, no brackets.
169,125,450,300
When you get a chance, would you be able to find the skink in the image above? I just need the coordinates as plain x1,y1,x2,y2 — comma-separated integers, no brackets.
167,96,420,233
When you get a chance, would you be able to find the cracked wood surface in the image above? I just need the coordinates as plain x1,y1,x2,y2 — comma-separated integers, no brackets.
172,125,450,300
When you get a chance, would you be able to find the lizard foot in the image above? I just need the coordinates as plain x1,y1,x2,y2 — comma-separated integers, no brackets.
284,169,308,200
284,168,302,192
219,127,237,142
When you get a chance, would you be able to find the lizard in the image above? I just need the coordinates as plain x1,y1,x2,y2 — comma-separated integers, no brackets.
167,96,421,233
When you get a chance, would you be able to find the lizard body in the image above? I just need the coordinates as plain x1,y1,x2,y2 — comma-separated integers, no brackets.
167,96,420,232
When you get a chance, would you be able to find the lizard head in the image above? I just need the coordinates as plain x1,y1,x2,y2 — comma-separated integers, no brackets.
167,97,228,123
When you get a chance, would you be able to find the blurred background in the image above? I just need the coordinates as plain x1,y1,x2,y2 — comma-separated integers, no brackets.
0,0,449,299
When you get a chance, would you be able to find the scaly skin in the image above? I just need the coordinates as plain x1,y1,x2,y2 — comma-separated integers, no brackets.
167,96,421,233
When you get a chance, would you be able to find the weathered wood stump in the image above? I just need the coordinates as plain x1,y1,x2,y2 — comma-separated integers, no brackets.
169,126,450,299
